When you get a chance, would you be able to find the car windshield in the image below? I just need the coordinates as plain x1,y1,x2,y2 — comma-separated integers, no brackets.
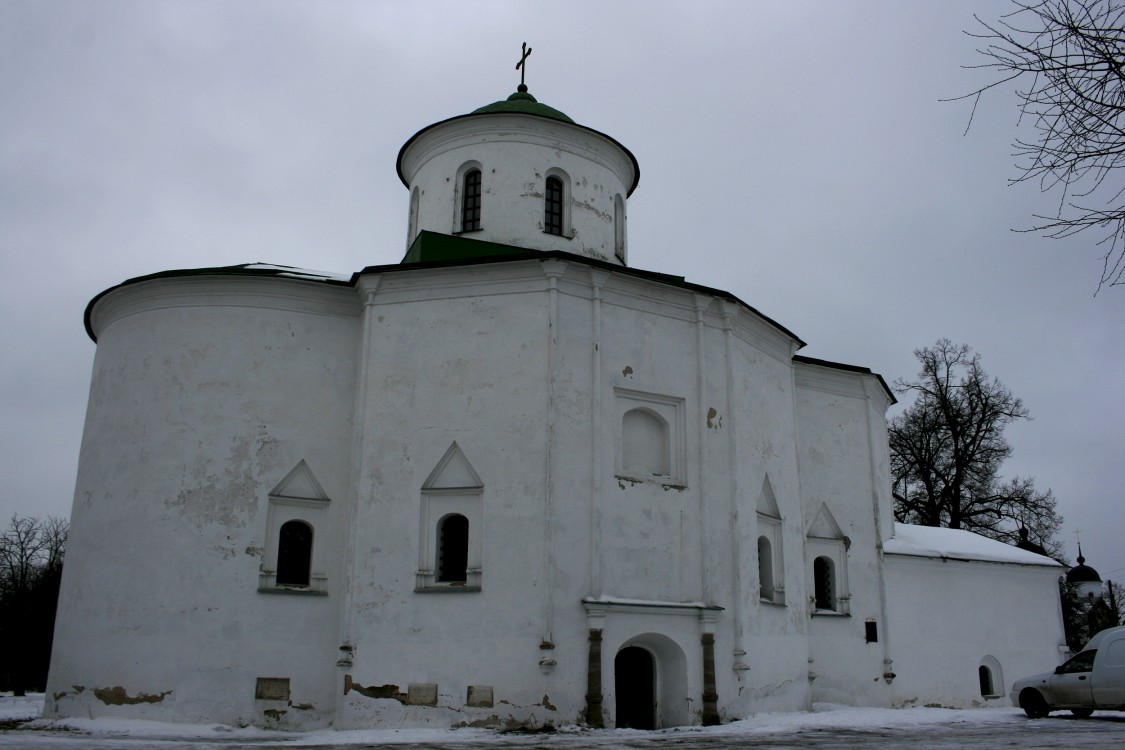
1058,650,1097,674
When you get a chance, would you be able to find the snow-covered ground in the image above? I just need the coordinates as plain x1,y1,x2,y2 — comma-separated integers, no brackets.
0,694,42,724
3,693,1123,748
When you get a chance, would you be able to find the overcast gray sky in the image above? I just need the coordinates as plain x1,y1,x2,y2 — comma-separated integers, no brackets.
2,0,1122,583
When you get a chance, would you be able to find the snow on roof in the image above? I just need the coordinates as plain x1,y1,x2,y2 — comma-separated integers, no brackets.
884,522,1062,567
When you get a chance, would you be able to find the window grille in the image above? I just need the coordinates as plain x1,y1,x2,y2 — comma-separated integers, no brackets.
544,176,563,235
813,556,835,610
437,514,469,583
462,170,481,232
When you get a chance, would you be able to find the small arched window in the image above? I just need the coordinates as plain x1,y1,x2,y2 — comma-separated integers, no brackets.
407,186,420,247
544,176,563,235
978,665,994,697
813,556,835,611
437,514,469,583
276,520,313,587
758,536,774,601
461,169,482,232
614,194,626,262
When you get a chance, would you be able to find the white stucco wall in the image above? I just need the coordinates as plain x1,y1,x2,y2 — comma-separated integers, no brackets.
46,276,360,729
47,253,1060,731
884,549,1065,707
48,254,912,730
794,361,896,707
331,259,813,728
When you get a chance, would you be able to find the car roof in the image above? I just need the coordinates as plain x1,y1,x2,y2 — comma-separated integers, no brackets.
1083,625,1125,651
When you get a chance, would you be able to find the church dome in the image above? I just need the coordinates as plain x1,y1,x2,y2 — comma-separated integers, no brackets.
1066,545,1104,599
470,85,575,124
1067,554,1102,584
396,83,639,265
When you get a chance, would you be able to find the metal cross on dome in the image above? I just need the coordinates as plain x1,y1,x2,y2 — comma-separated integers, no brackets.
516,42,532,89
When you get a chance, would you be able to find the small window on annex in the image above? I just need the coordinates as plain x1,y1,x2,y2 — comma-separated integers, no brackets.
461,168,482,232
813,556,835,611
437,514,469,583
544,176,564,235
978,665,994,697
979,655,1004,697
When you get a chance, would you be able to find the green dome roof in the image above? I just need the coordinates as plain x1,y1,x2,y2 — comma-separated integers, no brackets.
471,85,574,124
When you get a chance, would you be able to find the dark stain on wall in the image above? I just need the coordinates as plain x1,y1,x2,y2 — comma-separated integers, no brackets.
93,686,172,705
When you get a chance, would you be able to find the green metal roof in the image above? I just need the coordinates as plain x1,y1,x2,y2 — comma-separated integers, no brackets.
396,86,640,196
470,86,575,123
402,231,535,264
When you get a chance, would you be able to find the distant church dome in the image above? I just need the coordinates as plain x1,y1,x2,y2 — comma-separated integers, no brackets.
1067,551,1102,584
1067,545,1104,600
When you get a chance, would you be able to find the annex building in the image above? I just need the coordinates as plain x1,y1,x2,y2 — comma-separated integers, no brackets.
46,79,1066,731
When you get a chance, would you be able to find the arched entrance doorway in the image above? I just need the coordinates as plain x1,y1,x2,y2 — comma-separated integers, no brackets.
614,646,655,729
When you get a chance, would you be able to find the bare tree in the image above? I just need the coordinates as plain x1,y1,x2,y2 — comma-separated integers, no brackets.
0,515,49,595
0,514,69,695
958,0,1125,292
890,340,1063,557
1111,579,1125,625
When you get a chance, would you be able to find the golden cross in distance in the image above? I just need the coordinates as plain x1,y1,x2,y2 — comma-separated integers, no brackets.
516,42,532,88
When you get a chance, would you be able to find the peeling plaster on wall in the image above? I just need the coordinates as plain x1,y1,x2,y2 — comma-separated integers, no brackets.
93,686,172,705
343,675,408,704
167,433,260,529
706,407,723,429
574,200,611,222
52,685,85,702
449,694,561,731
452,713,559,730
743,679,797,701
622,366,633,377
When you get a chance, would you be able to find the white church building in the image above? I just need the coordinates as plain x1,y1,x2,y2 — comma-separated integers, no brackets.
46,80,1066,731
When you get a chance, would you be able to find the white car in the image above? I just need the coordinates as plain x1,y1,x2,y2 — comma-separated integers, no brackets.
1011,626,1125,718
